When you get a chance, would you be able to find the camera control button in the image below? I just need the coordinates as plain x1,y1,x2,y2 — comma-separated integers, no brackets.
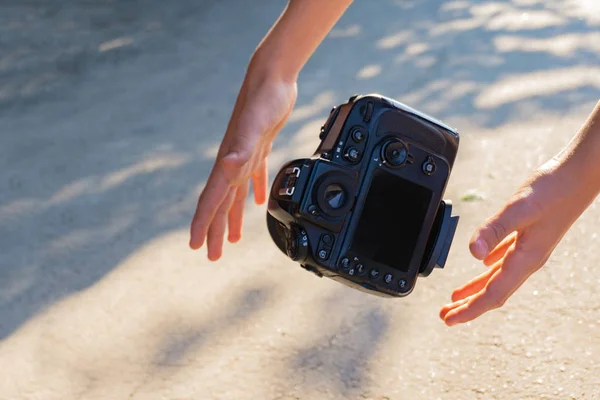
316,234,334,264
369,269,379,278
356,263,364,274
318,249,328,260
351,127,366,143
422,157,436,176
340,257,350,269
398,279,407,289
384,273,393,284
344,147,361,163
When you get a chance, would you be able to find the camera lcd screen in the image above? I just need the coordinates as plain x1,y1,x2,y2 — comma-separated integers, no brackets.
349,168,433,272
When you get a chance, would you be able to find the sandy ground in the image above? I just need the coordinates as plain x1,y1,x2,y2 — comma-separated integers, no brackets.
2,0,600,399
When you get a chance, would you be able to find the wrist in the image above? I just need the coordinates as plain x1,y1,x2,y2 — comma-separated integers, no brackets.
556,101,600,193
247,46,299,85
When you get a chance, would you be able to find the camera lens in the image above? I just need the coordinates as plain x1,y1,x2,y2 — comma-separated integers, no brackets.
382,139,408,167
323,183,346,209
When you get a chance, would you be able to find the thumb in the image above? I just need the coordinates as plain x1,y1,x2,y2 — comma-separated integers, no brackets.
470,197,538,260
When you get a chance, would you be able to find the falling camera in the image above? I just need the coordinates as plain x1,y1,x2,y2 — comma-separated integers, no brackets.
266,94,460,297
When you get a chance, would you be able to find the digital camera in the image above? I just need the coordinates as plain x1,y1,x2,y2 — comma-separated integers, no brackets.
266,94,460,297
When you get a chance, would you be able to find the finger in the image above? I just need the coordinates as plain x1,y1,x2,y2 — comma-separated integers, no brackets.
228,181,250,243
206,188,237,261
190,168,233,250
449,236,517,306
443,248,537,326
450,260,503,302
439,297,469,320
252,157,268,205
469,196,538,260
483,231,517,267
250,127,278,206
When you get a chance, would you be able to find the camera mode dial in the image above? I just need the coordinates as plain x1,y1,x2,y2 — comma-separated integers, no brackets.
286,225,308,261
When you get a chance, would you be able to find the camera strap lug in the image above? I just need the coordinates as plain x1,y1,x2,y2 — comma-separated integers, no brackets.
278,167,301,196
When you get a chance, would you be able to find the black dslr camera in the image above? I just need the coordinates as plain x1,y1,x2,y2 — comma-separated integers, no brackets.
266,94,460,297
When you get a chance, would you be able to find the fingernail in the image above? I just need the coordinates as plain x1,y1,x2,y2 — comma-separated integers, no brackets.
472,238,488,260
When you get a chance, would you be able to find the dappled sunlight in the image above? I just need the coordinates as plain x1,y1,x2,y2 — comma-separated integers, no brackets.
405,42,430,56
440,0,471,12
48,177,96,204
3,0,600,397
376,31,414,50
284,304,391,398
98,36,134,53
0,198,39,225
431,1,566,36
440,100,597,219
201,141,221,159
0,71,58,105
44,205,137,257
269,118,323,169
413,55,438,69
3,101,597,398
399,79,452,105
288,90,336,123
486,9,566,31
475,66,600,109
401,83,465,116
99,154,190,191
494,32,600,57
329,24,362,38
0,216,384,398
445,53,505,68
554,0,600,25
356,64,382,79
446,81,480,101
370,0,600,129
289,118,325,147
469,2,512,18
0,226,275,396
430,15,487,36
0,153,189,225
394,42,432,64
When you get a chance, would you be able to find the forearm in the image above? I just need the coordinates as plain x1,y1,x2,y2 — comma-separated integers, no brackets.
555,100,600,189
249,0,354,81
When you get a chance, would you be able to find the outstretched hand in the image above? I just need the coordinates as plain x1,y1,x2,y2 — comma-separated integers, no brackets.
189,70,297,260
441,157,599,326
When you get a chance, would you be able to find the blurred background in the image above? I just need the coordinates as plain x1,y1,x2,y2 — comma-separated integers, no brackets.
1,0,600,399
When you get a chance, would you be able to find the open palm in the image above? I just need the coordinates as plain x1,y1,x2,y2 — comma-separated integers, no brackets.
189,75,297,260
441,158,600,326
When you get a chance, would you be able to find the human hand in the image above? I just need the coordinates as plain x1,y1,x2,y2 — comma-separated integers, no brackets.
188,0,354,260
440,156,600,326
189,65,297,260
